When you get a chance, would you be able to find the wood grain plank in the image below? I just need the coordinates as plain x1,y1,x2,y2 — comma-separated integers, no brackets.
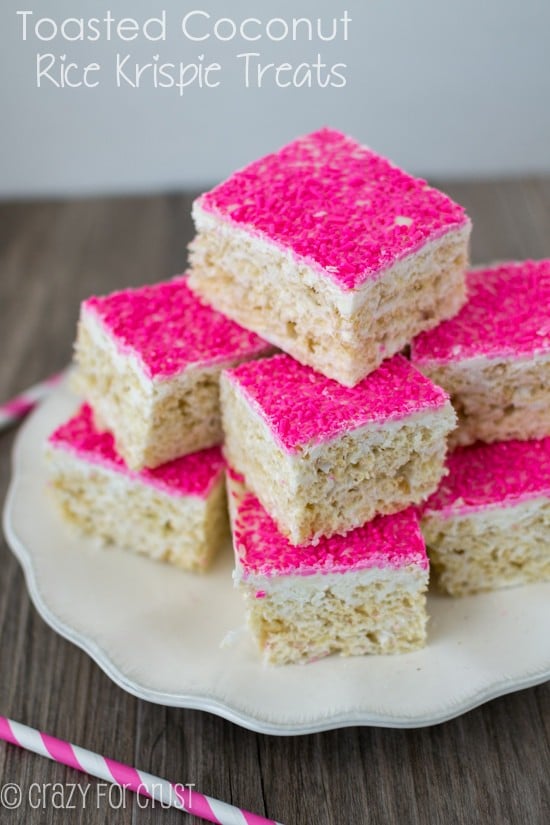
0,182,548,825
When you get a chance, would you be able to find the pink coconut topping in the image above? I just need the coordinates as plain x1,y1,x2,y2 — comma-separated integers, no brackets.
423,438,550,519
83,275,270,380
197,128,469,290
411,260,550,365
48,404,225,498
226,353,449,454
230,475,427,578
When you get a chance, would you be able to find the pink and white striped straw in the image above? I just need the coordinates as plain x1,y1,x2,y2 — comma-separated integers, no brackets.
0,717,282,824
0,372,63,432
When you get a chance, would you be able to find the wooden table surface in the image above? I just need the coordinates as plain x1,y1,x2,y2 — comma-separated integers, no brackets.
0,180,549,825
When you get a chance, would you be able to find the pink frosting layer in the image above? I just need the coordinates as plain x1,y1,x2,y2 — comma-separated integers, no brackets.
423,438,550,519
84,274,270,380
411,260,550,365
226,353,449,453
197,128,468,291
230,475,427,579
48,404,225,498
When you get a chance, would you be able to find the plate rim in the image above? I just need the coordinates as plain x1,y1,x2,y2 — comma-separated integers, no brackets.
3,398,550,736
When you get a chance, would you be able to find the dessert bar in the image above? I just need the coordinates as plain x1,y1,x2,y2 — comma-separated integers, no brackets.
74,275,272,469
411,260,550,445
47,404,228,571
421,438,550,595
190,128,470,386
229,470,429,664
221,353,456,545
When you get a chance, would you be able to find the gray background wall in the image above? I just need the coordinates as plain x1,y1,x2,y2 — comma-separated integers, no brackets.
1,0,549,197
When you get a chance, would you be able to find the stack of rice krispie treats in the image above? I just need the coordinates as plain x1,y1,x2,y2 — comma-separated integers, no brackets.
47,276,274,571
411,259,550,595
187,128,472,663
46,128,550,665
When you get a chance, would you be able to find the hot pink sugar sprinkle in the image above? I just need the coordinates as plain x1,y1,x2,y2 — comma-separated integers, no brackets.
84,275,270,380
423,438,550,519
49,404,225,498
197,128,469,290
232,487,427,578
226,353,449,453
411,260,550,365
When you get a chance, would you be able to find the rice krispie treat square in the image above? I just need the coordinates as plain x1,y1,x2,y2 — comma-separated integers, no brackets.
220,353,456,545
228,470,429,665
189,128,471,386
74,275,272,470
421,438,550,596
47,404,228,572
411,260,550,446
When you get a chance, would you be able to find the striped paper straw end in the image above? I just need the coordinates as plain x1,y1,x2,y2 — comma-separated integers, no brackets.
0,372,63,431
0,716,283,825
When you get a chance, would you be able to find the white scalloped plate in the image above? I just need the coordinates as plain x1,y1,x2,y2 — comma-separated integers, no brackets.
3,380,550,734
